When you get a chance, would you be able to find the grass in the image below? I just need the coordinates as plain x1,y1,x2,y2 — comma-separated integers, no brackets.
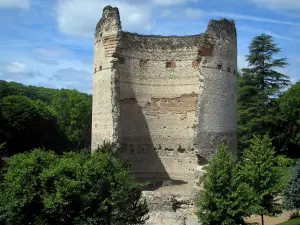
277,217,300,225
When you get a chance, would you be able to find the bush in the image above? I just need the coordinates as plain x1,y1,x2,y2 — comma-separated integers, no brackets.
0,144,148,225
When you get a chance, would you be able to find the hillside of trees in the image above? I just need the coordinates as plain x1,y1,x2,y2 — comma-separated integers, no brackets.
0,80,92,159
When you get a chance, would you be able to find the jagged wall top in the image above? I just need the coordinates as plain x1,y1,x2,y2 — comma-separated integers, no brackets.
205,18,236,41
95,5,121,37
95,5,236,43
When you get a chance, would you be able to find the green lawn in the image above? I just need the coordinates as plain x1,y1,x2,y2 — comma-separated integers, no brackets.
277,217,300,225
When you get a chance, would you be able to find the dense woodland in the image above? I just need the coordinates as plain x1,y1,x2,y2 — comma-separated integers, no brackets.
0,81,92,158
0,33,299,224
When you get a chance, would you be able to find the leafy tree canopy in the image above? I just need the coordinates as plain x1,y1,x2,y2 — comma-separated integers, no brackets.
51,89,92,150
0,96,64,156
274,82,300,157
0,144,148,225
196,144,256,225
240,135,284,224
238,33,291,151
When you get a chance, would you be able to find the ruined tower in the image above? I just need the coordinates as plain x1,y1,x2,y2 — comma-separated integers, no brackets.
92,5,237,224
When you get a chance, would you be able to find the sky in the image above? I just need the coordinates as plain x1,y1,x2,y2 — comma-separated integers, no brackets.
0,0,299,94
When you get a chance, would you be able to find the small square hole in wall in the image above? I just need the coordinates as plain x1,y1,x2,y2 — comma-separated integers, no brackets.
99,65,102,71
166,61,175,68
140,59,148,68
227,67,231,72
217,64,222,70
118,57,125,64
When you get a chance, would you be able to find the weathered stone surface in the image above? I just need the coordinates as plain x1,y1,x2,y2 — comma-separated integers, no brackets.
92,5,237,225
142,191,198,225
145,212,187,225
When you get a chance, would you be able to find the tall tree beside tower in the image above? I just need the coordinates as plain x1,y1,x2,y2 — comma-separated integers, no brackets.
238,33,291,151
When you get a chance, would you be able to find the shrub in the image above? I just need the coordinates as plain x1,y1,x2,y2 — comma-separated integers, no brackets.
0,144,148,225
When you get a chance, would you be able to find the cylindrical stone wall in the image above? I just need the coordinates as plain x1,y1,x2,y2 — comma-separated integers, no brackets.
194,19,238,160
92,6,122,151
117,34,203,182
92,6,237,187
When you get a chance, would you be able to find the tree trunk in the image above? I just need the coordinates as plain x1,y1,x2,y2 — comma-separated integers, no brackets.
261,214,264,225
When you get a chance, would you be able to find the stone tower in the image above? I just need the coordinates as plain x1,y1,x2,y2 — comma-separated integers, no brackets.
92,5,237,224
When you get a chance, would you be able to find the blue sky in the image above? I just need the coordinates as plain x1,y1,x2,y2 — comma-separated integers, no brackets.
0,0,299,94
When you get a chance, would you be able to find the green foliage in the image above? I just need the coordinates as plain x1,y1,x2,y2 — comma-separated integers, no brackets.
238,33,291,152
0,142,6,168
240,135,284,222
277,155,295,167
274,82,300,158
284,160,300,211
51,89,92,150
0,80,57,104
0,81,93,155
0,144,148,225
0,96,64,155
196,144,256,225
276,167,293,188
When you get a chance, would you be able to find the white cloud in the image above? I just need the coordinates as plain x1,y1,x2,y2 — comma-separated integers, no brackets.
0,61,41,82
152,0,199,5
184,8,204,19
251,0,300,10
56,0,154,38
51,67,92,93
0,0,30,9
160,9,173,17
239,26,297,41
34,47,74,57
207,11,300,26
3,61,30,74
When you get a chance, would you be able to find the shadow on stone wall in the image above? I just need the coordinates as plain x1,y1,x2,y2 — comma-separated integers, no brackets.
117,68,187,191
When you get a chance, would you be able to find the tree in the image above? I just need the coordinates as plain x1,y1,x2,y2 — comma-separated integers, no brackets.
238,33,290,151
196,144,256,225
0,80,57,104
240,135,284,225
284,160,300,213
0,144,148,225
0,96,64,155
274,82,300,158
0,142,6,169
51,89,92,150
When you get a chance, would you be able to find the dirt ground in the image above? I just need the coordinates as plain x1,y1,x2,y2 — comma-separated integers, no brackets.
245,211,293,225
